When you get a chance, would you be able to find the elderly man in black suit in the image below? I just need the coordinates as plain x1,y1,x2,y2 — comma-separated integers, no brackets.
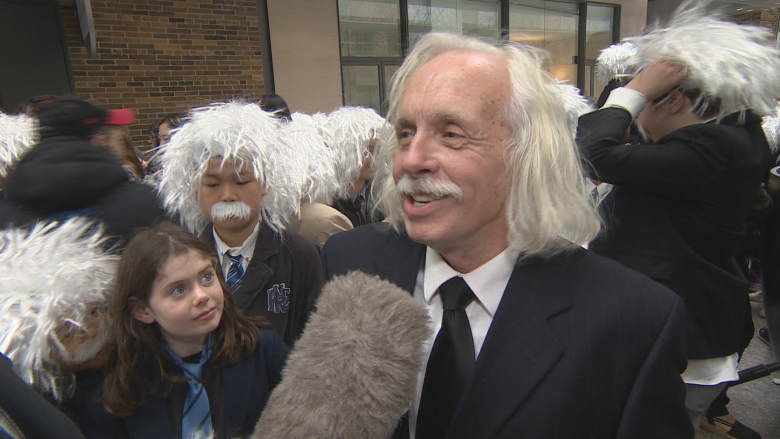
321,32,692,439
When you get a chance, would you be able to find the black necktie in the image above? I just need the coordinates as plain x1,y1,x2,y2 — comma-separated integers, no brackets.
416,276,477,439
354,194,366,225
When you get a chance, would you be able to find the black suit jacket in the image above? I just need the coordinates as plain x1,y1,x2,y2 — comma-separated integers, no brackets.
0,137,167,250
321,224,693,439
577,108,773,359
203,223,324,348
332,180,385,227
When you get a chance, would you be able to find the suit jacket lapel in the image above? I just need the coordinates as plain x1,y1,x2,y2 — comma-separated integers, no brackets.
446,256,574,438
235,225,278,310
202,223,278,310
222,353,253,431
371,229,425,295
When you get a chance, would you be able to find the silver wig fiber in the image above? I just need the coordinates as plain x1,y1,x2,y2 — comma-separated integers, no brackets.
549,80,594,136
285,112,340,204
373,32,601,259
763,105,780,153
0,112,37,178
156,101,306,234
595,42,637,84
0,218,118,401
626,0,780,119
323,106,387,198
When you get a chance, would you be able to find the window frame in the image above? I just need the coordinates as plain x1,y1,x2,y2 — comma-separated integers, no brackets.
338,0,621,112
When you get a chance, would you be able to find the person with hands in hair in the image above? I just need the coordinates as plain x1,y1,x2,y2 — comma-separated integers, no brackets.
577,4,779,436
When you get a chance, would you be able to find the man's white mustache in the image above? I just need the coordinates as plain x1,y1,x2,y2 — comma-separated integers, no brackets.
211,201,252,222
396,175,464,203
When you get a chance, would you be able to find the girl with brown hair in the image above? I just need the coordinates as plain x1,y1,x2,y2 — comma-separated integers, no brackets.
72,222,288,439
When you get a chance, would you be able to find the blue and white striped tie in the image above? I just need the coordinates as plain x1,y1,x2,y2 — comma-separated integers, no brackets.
226,253,244,295
179,363,211,439
165,335,214,439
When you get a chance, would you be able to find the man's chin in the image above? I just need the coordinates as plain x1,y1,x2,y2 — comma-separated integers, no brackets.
403,218,442,247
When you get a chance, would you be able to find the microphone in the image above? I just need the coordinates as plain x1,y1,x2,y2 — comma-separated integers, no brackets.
252,271,431,439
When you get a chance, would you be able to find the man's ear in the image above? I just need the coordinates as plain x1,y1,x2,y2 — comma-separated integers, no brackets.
667,89,686,114
129,297,155,324
261,184,269,197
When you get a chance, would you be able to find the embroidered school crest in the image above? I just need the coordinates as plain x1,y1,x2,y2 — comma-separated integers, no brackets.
267,283,290,314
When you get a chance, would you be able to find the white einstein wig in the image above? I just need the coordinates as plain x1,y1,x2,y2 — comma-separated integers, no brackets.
286,112,340,204
626,0,780,119
323,106,387,198
0,218,118,401
156,101,306,234
373,32,601,260
0,112,37,178
763,105,780,154
548,80,594,137
595,42,637,84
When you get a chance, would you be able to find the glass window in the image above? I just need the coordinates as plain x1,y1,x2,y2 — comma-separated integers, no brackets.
508,0,579,85
408,0,501,47
339,0,403,57
342,65,382,113
339,0,619,108
584,4,615,98
384,64,400,99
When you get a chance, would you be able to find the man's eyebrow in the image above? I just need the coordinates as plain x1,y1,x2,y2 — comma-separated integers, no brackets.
395,116,415,130
431,111,468,126
395,112,468,129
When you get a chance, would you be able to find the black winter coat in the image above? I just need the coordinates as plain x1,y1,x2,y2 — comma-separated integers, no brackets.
0,136,167,247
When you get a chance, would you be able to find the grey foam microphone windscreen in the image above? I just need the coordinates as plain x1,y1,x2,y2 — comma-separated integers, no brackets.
252,271,432,439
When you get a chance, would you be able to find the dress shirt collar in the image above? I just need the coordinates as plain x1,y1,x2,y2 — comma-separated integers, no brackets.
349,184,368,204
213,221,260,262
423,246,520,318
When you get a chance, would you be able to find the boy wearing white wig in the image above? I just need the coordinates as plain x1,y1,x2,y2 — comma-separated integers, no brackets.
157,101,323,348
325,106,387,227
577,1,779,436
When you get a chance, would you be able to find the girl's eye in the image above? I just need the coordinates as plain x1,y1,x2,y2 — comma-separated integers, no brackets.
170,285,186,296
201,272,213,283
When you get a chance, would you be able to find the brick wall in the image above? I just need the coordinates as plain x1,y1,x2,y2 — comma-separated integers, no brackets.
732,8,779,40
60,0,265,150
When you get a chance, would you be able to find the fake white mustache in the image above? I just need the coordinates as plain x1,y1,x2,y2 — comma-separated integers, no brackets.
211,201,252,222
64,320,110,364
396,175,464,203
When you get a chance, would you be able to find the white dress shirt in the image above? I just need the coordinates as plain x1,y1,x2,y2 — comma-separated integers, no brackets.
213,221,260,280
408,246,521,438
602,86,647,118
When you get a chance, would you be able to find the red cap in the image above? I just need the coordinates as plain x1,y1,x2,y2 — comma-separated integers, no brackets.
105,108,137,126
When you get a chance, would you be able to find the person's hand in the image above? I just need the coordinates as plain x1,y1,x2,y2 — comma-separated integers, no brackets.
626,59,688,101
